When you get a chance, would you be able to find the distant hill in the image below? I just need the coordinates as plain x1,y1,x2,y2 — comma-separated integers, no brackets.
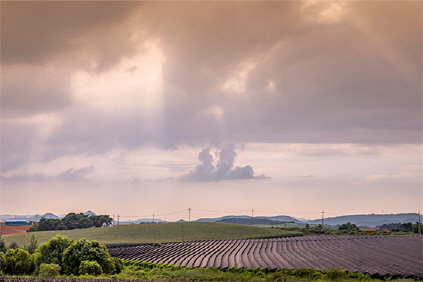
305,213,421,227
196,215,301,223
0,211,96,223
217,217,294,225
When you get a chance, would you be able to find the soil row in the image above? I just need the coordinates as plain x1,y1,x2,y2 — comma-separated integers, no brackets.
108,235,423,279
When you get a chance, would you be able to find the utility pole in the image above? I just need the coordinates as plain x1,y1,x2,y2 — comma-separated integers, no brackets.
419,210,421,235
321,210,325,229
251,209,254,226
153,213,155,223
188,207,191,222
117,214,120,225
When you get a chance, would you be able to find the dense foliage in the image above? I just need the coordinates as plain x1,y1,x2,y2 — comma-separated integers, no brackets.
338,222,360,232
1,248,34,275
377,222,422,233
33,234,73,274
28,213,113,232
63,238,116,275
0,234,122,277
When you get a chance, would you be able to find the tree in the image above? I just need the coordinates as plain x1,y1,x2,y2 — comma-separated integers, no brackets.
24,234,38,254
2,248,34,275
413,222,422,234
33,234,73,275
62,238,115,275
0,237,7,253
79,260,103,276
91,215,113,227
338,222,360,232
9,241,20,249
37,218,60,231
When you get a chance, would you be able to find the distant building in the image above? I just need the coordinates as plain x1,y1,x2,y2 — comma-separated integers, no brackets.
5,220,27,226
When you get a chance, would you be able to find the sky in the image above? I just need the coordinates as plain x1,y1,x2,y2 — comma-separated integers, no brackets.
1,1,422,222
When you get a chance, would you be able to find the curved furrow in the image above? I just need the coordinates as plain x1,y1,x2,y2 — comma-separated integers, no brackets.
219,240,239,269
279,238,304,269
205,240,230,268
199,240,227,268
225,240,243,268
347,237,403,275
297,238,334,270
239,238,255,269
285,238,312,269
316,236,370,273
179,241,208,266
309,239,356,272
250,240,269,269
274,238,295,269
242,239,260,269
232,240,249,268
259,239,278,270
185,241,216,267
267,239,290,269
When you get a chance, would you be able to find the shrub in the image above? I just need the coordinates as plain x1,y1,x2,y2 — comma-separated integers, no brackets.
2,248,34,275
62,238,115,275
33,234,73,275
324,268,349,280
113,257,124,274
79,260,103,276
38,263,61,277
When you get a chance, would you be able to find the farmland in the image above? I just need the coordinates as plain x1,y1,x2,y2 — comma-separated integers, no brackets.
109,235,423,279
2,222,302,246
0,225,30,235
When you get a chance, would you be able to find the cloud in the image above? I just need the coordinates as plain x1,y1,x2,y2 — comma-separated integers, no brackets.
2,166,95,183
182,144,268,182
351,165,422,186
0,1,421,175
56,166,95,182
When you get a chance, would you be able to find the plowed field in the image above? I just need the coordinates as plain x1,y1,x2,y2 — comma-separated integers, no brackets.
108,235,423,279
0,225,29,235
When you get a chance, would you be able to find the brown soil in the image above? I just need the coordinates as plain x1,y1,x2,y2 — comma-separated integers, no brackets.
0,225,30,235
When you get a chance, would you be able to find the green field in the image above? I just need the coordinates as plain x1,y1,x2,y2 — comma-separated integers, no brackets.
2,222,302,246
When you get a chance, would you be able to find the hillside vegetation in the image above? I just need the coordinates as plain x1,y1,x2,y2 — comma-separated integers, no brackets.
2,222,302,246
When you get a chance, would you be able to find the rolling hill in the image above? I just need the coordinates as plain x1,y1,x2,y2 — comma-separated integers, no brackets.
2,221,302,246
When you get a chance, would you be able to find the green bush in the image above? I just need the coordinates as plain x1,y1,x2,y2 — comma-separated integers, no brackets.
2,248,34,275
38,263,61,277
79,260,103,276
324,268,349,280
62,238,115,275
33,234,73,275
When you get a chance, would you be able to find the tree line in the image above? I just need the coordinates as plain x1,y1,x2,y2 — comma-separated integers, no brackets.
28,213,113,232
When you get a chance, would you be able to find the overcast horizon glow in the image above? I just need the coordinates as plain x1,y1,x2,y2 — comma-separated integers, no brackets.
1,1,422,222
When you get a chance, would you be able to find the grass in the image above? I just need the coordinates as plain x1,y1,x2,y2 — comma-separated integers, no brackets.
2,222,302,246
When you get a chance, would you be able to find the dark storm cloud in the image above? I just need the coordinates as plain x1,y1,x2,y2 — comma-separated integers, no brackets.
1,1,421,173
182,144,267,182
1,1,139,65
